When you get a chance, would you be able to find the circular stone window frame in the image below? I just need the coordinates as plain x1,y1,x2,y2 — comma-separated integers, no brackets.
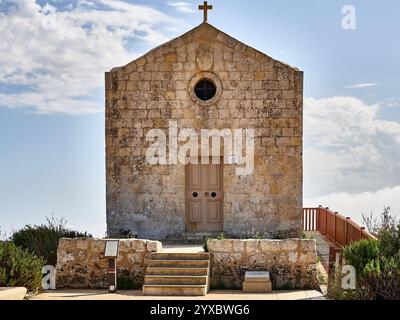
188,72,223,107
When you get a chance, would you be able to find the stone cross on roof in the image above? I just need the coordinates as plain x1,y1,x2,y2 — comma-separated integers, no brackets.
199,1,213,23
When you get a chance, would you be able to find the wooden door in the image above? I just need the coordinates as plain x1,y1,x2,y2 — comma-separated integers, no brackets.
186,162,223,232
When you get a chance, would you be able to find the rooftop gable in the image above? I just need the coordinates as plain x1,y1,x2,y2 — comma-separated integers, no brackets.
109,22,300,74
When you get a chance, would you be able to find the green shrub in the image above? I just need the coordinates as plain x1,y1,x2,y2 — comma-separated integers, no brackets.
327,267,370,300
329,206,400,300
342,239,380,277
0,242,45,293
203,237,209,252
330,224,400,300
362,255,400,300
11,217,91,265
379,224,400,257
117,276,141,290
217,233,225,240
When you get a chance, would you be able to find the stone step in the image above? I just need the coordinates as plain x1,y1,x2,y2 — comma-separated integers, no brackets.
148,259,209,268
146,267,209,276
143,285,207,296
150,252,209,260
163,233,221,244
145,275,208,285
143,251,211,296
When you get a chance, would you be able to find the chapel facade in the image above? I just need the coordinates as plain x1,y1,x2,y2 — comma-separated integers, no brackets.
105,21,303,241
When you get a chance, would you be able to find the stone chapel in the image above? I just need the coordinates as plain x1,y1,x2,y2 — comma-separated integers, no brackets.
105,6,303,241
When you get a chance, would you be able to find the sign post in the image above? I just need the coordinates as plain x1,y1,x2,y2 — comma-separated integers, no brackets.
104,240,119,293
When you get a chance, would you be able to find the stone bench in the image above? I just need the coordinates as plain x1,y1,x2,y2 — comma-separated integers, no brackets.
0,287,27,300
243,272,272,293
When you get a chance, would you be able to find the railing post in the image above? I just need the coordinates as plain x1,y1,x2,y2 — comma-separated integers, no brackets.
333,210,337,243
328,246,342,278
360,227,365,241
317,205,321,233
345,217,350,246
311,209,314,231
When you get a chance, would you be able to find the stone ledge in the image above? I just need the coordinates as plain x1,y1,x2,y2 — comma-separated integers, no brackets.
56,238,162,289
0,287,27,300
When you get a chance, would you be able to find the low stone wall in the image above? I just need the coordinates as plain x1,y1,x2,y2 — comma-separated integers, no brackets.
56,238,162,289
207,239,318,290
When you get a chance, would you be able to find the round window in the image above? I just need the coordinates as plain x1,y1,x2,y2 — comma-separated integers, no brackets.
194,79,217,101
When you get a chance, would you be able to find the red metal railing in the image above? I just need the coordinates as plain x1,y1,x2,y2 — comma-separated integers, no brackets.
302,206,376,248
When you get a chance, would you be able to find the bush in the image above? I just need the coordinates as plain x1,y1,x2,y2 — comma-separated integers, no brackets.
330,211,400,300
379,224,400,257
0,242,45,293
342,239,380,277
327,266,370,300
117,276,141,290
11,217,91,266
203,238,209,252
363,255,400,300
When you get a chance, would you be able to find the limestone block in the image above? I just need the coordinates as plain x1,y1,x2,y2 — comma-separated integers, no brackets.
129,240,145,253
288,251,298,263
243,281,272,293
127,253,143,264
207,239,234,253
299,239,316,252
146,240,162,253
248,254,267,265
244,240,262,254
281,239,299,251
245,271,270,283
76,239,89,250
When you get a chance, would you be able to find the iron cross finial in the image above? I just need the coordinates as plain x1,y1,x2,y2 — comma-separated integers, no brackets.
199,1,213,23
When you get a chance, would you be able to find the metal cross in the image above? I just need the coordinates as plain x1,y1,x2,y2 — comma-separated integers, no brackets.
199,1,213,22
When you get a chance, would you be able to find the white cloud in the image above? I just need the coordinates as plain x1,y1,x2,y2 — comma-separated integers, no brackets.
304,185,400,226
168,2,196,13
345,83,379,89
0,0,185,114
304,96,400,197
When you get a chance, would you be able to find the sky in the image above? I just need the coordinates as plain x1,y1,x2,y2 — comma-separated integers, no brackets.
0,0,399,237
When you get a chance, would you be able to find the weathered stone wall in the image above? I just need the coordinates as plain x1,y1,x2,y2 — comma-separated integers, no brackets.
106,23,303,240
207,239,318,290
55,238,161,289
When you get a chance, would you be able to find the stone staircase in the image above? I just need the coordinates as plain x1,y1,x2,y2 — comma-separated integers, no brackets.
143,252,210,296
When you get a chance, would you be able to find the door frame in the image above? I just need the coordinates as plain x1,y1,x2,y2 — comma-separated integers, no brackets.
185,157,224,233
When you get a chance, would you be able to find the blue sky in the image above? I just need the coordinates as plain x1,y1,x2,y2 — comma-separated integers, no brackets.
0,0,399,237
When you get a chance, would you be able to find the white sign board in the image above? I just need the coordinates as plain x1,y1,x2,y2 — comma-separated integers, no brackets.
104,240,119,257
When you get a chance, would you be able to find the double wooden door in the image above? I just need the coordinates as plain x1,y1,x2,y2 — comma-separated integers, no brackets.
185,162,223,232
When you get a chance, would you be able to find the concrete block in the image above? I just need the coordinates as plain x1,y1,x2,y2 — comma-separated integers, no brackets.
243,281,272,293
245,271,270,283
